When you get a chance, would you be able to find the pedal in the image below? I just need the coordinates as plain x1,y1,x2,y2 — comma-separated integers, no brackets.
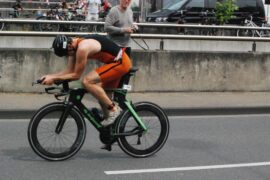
101,144,112,151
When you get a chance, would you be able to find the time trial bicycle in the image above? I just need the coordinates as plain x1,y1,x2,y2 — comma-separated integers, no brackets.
27,67,170,161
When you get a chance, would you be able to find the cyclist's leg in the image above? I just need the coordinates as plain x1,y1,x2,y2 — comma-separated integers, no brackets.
83,70,122,127
95,53,132,126
98,79,121,119
96,53,132,84
82,70,113,108
81,65,126,126
84,53,131,95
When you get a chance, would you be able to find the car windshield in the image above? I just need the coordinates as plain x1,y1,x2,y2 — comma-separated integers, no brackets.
163,0,188,11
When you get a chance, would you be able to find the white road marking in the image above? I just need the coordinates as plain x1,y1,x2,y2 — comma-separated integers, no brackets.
105,162,270,175
0,119,29,122
169,113,270,119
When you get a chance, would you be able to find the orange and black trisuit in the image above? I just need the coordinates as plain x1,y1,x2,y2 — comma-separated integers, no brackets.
77,34,132,88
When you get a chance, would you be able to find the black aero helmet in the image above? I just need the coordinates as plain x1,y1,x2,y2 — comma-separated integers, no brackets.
52,35,72,57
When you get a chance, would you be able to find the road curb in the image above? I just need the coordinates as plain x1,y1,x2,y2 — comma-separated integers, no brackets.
1,106,270,119
0,110,36,119
164,106,270,116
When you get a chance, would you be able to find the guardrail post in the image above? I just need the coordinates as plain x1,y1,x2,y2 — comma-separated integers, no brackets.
160,39,164,50
252,41,256,52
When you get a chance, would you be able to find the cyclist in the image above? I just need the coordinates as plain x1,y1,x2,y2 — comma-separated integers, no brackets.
40,34,132,127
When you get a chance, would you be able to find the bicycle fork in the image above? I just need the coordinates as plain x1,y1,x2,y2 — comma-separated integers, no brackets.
55,102,73,134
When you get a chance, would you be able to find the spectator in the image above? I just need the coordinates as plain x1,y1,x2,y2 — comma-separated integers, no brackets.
12,0,23,18
86,0,101,21
104,0,136,57
74,0,87,17
99,0,111,18
102,0,111,11
36,6,43,18
61,1,69,9
60,1,70,18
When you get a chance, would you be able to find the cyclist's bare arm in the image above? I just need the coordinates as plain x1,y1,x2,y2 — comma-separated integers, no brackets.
40,57,76,84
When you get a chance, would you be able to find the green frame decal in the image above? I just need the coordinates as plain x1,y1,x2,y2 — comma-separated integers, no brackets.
83,108,102,128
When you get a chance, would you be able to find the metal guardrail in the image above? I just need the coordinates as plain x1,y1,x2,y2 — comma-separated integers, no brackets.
0,0,64,3
0,0,69,5
1,19,270,31
0,19,104,25
1,19,270,44
1,31,270,43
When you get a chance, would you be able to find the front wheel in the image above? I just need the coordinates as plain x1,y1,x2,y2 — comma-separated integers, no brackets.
28,102,86,161
116,102,170,158
237,29,256,37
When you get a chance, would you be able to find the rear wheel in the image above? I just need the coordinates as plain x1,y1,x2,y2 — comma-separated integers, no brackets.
88,23,104,33
237,29,256,37
71,15,89,32
37,16,60,32
116,102,170,158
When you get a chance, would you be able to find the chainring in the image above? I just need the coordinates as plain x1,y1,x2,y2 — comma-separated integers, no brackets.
99,127,116,145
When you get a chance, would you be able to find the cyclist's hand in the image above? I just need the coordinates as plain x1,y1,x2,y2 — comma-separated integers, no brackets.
40,75,55,85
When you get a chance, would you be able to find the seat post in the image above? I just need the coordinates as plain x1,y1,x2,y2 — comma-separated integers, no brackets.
118,67,139,88
113,67,139,109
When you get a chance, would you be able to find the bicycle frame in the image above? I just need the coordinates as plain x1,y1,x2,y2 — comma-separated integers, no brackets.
242,15,266,37
56,86,148,134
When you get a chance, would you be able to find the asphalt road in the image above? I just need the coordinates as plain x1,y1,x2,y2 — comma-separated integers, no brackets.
1,114,270,180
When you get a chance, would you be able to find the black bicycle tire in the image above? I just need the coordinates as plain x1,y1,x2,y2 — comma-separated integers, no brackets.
237,29,255,37
96,25,104,33
28,102,86,161
37,16,47,31
116,102,170,158
73,24,89,32
38,16,60,32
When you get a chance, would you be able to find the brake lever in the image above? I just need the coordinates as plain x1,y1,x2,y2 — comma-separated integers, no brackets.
32,78,45,86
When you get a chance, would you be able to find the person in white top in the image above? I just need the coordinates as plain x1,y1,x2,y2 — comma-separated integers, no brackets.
86,0,101,21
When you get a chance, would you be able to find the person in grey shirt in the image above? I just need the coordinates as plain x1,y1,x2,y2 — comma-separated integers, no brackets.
104,0,136,57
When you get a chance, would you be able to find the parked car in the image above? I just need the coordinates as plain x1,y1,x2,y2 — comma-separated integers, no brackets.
146,0,266,25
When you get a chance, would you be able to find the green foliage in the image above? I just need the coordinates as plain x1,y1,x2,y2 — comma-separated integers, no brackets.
215,0,238,24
